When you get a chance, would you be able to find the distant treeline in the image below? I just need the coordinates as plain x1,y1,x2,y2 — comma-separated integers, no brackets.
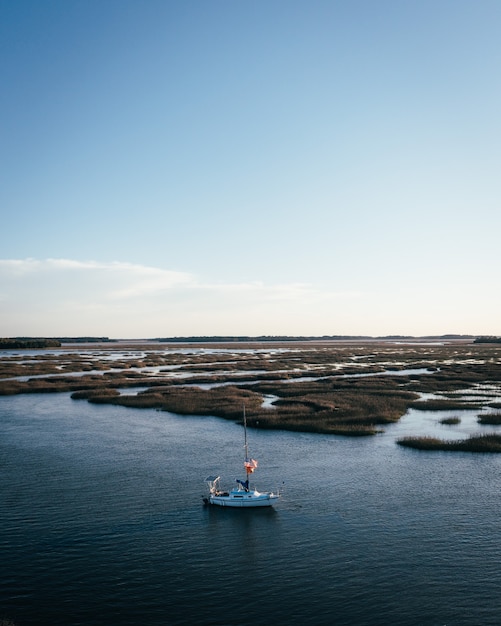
0,337,115,349
0,338,61,349
474,336,501,344
57,337,116,343
155,335,370,343
155,334,475,343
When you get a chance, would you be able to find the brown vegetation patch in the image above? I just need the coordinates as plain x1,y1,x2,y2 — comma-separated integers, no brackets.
439,416,461,425
477,412,501,425
69,376,417,436
397,434,501,453
0,374,157,396
103,386,262,418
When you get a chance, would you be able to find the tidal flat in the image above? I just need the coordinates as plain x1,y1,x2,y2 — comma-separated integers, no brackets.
2,340,501,448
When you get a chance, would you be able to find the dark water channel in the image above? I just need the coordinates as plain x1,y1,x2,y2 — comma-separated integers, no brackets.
1,390,501,625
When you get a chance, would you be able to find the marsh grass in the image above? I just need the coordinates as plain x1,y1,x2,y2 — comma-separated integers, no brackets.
477,412,501,425
3,341,501,439
103,386,263,418
71,388,120,401
439,416,461,425
397,434,501,452
440,417,461,426
76,377,414,435
0,375,152,396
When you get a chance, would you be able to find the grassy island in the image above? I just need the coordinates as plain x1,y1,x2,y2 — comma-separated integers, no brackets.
397,434,501,452
477,413,501,425
439,416,461,425
71,382,410,436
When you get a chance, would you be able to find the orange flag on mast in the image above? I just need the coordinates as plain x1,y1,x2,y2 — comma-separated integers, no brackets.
244,458,258,473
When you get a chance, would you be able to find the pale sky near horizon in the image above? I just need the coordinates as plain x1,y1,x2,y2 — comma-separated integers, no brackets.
1,0,500,338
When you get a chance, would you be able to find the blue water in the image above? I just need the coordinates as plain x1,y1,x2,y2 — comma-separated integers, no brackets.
1,392,501,625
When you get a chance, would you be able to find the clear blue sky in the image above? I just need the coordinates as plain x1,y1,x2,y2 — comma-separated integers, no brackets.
1,0,500,338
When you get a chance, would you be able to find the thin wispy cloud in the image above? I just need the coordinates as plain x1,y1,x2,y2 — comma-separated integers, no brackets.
199,279,360,302
0,258,360,337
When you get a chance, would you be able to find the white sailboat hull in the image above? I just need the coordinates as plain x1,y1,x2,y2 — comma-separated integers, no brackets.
208,488,279,508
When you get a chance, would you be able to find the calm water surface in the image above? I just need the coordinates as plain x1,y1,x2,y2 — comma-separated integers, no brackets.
1,392,501,625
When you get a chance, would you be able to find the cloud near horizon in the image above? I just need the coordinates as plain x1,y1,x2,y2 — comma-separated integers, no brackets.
0,258,361,337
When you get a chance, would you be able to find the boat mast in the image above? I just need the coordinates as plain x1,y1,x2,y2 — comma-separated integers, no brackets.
243,404,250,489
242,404,258,488
243,404,249,462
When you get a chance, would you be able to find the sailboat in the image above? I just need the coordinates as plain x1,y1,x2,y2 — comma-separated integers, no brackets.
204,407,280,508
